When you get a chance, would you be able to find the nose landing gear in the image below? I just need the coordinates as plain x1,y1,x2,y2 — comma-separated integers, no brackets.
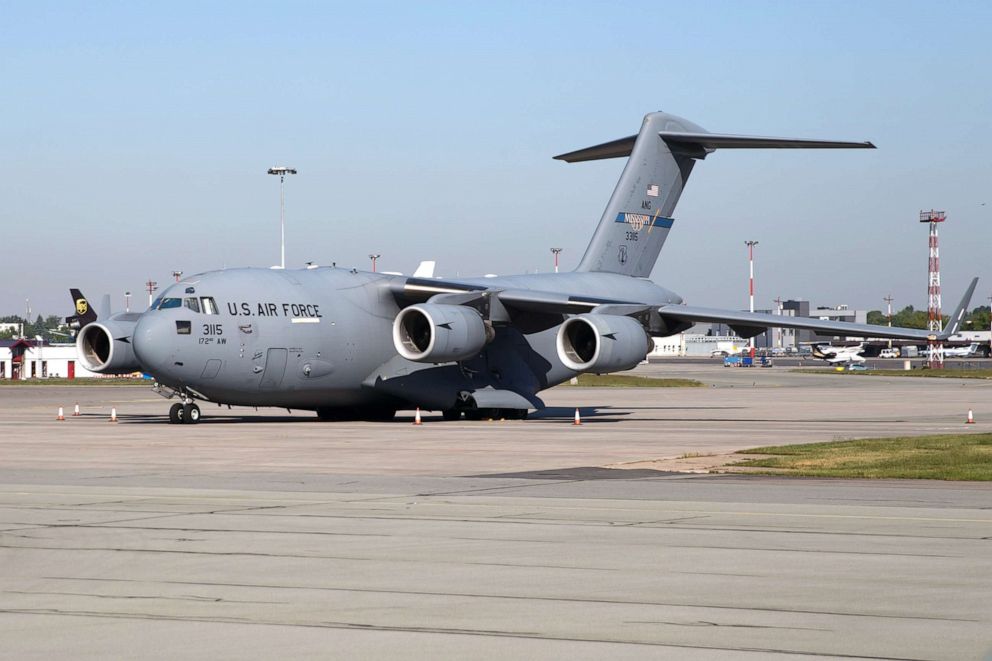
168,400,201,424
153,382,204,424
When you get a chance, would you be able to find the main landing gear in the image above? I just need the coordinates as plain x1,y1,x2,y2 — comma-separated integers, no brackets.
168,401,201,424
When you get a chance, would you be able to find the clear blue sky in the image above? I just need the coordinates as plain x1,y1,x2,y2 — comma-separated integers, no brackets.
3,1,991,318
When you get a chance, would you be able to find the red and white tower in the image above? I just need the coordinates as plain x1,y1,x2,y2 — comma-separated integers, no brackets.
745,240,759,357
920,210,945,368
145,279,158,308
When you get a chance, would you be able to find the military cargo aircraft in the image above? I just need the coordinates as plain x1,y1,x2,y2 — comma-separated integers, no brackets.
69,111,978,423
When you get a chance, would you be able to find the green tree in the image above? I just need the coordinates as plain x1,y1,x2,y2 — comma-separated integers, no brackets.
890,305,928,330
964,305,990,333
866,310,886,326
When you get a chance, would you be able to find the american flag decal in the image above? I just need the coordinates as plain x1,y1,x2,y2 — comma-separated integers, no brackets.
646,184,659,197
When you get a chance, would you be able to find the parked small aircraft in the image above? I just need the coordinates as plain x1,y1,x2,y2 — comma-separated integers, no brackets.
944,342,980,358
811,343,867,365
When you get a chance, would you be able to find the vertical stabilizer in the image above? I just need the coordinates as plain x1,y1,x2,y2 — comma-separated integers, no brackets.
555,112,875,278
557,112,703,278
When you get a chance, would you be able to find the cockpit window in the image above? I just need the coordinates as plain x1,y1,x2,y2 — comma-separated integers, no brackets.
158,298,181,309
184,297,201,313
200,297,219,315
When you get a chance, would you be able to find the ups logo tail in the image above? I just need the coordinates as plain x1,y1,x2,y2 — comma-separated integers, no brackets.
66,288,98,332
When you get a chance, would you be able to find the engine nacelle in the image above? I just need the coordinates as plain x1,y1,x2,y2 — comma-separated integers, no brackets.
76,319,142,374
393,304,490,363
556,314,652,374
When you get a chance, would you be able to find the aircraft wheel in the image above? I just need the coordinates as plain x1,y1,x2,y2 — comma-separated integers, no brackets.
463,409,483,421
183,403,201,424
441,409,462,421
168,403,184,424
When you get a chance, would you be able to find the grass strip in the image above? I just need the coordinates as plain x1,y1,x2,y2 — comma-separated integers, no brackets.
734,433,992,480
566,373,703,388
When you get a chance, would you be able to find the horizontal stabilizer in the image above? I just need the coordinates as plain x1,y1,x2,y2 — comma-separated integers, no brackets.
554,131,874,163
554,136,638,163
658,132,875,151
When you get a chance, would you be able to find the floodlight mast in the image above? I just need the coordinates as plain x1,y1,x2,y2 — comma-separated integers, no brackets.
267,166,298,269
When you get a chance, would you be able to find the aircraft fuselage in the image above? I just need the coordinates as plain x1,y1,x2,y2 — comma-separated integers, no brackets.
130,267,681,411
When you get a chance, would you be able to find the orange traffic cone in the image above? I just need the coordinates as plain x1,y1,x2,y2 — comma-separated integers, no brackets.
966,409,976,424
413,408,423,425
73,402,80,416
109,407,118,423
57,407,65,421
573,408,582,426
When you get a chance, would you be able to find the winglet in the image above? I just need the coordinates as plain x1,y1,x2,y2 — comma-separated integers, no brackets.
413,260,436,278
939,277,979,340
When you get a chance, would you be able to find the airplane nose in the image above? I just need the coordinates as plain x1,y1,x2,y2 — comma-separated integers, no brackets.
133,314,176,377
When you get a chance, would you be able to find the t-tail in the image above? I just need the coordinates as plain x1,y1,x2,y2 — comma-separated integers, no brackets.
555,111,876,278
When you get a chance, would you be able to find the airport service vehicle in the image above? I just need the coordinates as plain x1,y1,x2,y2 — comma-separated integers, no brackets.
878,348,900,358
67,111,978,423
710,341,745,357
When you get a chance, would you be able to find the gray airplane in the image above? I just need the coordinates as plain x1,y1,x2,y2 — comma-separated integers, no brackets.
71,111,978,423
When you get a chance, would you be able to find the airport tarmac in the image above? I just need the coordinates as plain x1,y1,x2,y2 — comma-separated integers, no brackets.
1,364,991,659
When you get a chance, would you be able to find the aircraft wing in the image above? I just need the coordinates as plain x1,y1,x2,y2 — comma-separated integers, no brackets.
655,304,940,341
394,276,978,342
658,277,977,342
393,277,638,315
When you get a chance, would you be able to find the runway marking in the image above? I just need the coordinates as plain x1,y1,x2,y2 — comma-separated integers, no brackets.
0,608,946,659
3,491,991,526
0,544,622,572
41,575,983,623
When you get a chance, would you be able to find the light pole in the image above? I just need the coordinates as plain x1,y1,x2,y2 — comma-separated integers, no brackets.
125,291,132,313
884,295,894,349
172,270,183,283
745,240,759,355
550,248,562,273
369,254,380,273
774,296,783,349
267,166,298,269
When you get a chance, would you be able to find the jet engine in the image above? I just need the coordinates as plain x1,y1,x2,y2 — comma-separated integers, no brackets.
393,304,491,363
76,320,142,374
556,314,652,373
